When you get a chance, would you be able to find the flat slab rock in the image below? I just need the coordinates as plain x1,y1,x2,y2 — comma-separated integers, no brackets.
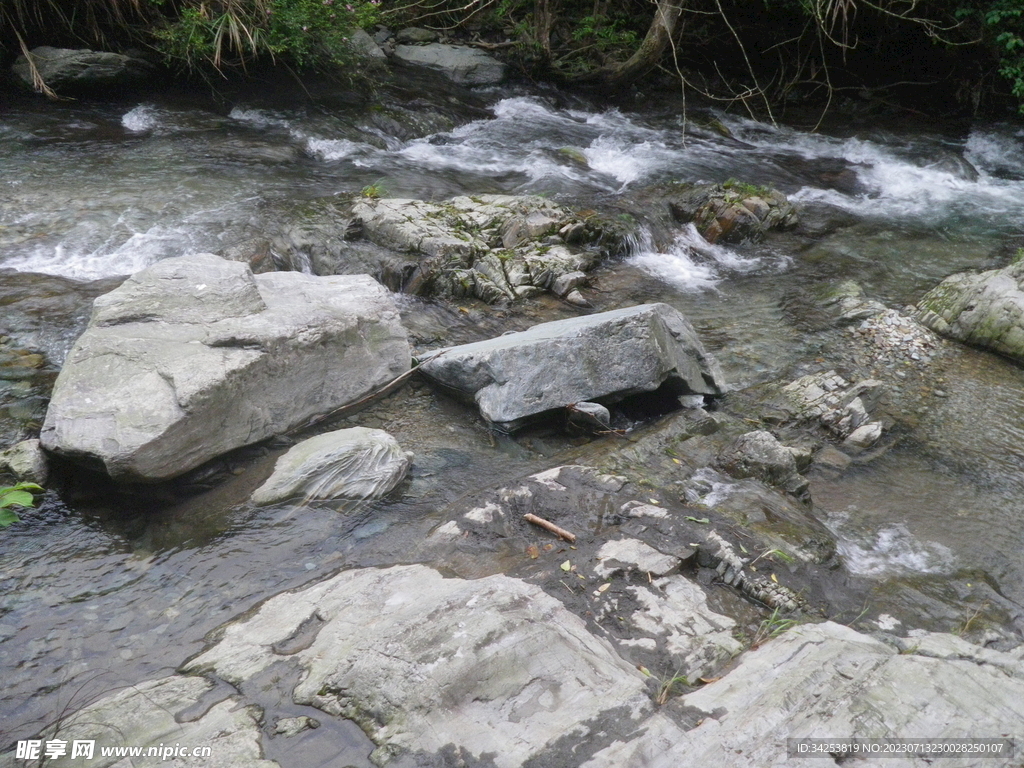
251,427,412,505
185,564,648,767
584,621,1024,768
40,254,410,482
0,675,274,768
419,303,725,430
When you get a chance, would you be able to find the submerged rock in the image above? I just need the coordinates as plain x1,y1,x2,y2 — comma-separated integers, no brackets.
916,260,1024,362
251,427,412,505
12,46,154,93
351,195,634,304
393,43,505,84
40,255,410,482
419,303,725,431
185,564,648,767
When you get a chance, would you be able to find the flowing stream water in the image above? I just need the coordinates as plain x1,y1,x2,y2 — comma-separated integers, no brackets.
3,72,1024,754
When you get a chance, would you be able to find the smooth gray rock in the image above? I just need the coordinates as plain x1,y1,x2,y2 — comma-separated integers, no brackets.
584,621,1024,768
0,439,48,484
251,427,412,505
12,46,153,92
917,260,1024,362
393,43,505,84
185,564,648,767
40,255,410,482
419,303,725,430
0,675,277,768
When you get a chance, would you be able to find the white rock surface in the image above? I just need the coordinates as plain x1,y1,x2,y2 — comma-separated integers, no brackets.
185,564,648,767
584,621,1024,767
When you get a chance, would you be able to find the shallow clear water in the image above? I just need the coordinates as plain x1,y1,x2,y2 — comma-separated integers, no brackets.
4,75,1024,748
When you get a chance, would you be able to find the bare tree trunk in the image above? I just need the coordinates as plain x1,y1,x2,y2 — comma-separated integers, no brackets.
570,0,684,87
535,0,556,64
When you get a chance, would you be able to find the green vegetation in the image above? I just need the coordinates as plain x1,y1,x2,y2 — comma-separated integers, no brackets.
750,607,799,648
152,0,380,70
8,0,1024,114
360,179,388,199
0,482,42,528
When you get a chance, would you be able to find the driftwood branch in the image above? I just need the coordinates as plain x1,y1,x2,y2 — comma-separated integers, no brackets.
524,513,577,543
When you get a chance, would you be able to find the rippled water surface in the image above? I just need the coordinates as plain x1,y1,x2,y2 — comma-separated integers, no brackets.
4,74,1024,749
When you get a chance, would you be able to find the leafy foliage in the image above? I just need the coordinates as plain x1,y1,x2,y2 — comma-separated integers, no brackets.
0,482,42,528
152,0,381,70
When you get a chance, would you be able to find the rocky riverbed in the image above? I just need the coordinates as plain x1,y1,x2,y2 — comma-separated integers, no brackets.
4,61,1024,767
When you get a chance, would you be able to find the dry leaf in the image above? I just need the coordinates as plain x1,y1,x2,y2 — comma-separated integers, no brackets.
638,665,652,677
649,498,659,504
526,544,539,559
560,560,571,572
543,543,554,551
597,582,611,593
698,676,721,684
672,458,682,465
770,573,779,583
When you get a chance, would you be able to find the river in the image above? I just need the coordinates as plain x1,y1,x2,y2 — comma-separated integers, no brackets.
2,70,1024,756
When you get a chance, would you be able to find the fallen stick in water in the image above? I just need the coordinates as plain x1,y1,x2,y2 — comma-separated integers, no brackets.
524,513,577,543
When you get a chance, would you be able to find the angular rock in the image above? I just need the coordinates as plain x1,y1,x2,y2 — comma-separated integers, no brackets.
393,43,505,84
251,427,412,505
349,28,387,61
665,182,797,244
351,195,634,304
917,260,1024,362
777,370,884,439
716,430,807,497
185,564,648,767
40,255,410,482
842,421,883,451
12,46,153,93
0,439,48,485
585,621,1024,767
419,303,725,430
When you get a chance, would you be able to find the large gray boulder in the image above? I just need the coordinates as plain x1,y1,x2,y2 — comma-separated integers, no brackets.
584,621,1024,768
419,303,725,430
393,43,505,84
12,46,153,93
40,255,410,482
916,260,1024,362
185,564,648,767
251,427,412,505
